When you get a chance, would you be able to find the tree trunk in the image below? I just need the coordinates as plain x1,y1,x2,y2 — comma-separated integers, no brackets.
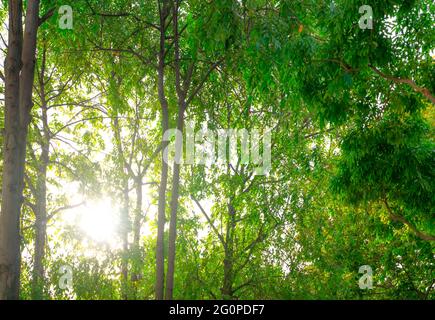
165,102,185,300
165,1,186,300
120,179,130,299
155,0,170,300
31,169,47,300
31,47,49,300
222,251,234,299
133,179,142,250
31,105,49,300
221,203,236,300
0,0,23,300
131,178,143,298
0,0,40,300
155,91,169,300
111,96,132,299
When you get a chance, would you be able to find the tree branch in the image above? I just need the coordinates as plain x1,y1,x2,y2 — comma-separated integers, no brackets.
383,198,435,241
186,59,223,106
192,196,226,246
369,65,435,104
38,7,55,27
47,201,86,221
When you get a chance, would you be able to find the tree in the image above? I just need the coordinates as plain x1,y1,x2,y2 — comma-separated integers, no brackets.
0,0,41,300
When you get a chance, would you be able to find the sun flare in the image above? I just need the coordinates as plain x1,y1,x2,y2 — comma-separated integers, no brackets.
79,200,119,244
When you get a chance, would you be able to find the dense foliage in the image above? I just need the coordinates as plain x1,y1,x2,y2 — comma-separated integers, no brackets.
0,0,433,300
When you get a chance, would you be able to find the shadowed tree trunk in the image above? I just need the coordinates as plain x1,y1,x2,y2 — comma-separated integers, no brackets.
133,178,143,250
221,202,236,299
31,53,50,299
165,104,185,300
130,177,144,299
112,105,132,299
165,0,183,300
0,0,40,300
120,178,130,299
165,0,222,299
0,0,23,300
31,143,48,300
155,0,170,300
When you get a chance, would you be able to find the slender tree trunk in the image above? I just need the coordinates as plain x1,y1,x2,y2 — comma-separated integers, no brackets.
165,0,186,300
0,0,40,300
31,106,49,300
111,97,132,299
133,179,142,249
120,178,130,299
31,159,47,300
222,251,234,299
155,0,170,300
221,203,236,299
31,47,49,300
155,88,169,300
165,106,184,300
0,0,23,300
131,178,143,299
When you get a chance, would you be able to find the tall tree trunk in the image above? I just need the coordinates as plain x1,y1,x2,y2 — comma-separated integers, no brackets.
221,203,236,299
165,106,184,300
155,0,170,300
0,0,23,300
120,178,130,299
133,178,142,250
31,152,48,300
165,0,186,300
31,47,49,300
131,177,143,299
0,0,40,300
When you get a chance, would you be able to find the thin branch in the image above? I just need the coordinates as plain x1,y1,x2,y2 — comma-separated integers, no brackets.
38,7,55,26
186,59,223,106
48,201,86,221
383,197,435,241
369,65,435,105
191,195,226,246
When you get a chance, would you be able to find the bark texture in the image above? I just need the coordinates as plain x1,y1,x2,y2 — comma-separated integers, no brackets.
0,0,40,300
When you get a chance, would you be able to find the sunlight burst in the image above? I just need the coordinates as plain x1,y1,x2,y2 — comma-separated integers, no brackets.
79,200,119,244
